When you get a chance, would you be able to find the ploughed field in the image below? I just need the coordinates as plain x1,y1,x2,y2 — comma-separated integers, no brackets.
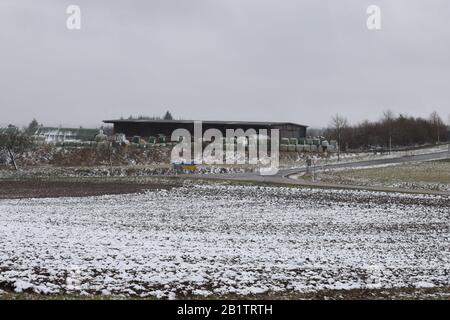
0,182,449,299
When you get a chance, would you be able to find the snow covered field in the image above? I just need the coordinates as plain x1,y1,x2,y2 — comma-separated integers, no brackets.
0,184,449,298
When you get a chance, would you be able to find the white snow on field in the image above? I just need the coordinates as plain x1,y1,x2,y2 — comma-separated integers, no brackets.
0,184,449,298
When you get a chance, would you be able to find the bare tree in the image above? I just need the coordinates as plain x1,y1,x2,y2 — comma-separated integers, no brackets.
382,110,395,154
330,114,348,161
102,135,127,175
0,126,33,170
448,114,450,143
105,139,116,175
429,111,444,143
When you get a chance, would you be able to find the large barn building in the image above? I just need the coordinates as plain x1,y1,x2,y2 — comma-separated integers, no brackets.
103,119,308,140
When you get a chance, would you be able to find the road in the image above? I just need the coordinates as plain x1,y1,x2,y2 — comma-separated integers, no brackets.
184,149,450,195
279,149,450,178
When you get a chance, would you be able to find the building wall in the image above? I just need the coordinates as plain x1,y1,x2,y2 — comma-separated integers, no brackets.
113,122,194,138
111,122,307,140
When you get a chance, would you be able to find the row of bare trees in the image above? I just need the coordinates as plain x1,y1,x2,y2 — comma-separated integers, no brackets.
326,111,449,156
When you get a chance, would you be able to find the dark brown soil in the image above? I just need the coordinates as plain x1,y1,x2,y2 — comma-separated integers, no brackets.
1,287,449,300
252,287,450,300
0,179,180,199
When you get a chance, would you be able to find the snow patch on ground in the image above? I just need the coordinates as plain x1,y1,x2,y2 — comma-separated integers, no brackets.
0,184,449,298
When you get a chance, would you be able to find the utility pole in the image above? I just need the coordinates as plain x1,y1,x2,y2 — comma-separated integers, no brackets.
306,156,312,176
337,132,341,162
389,135,392,155
313,159,316,182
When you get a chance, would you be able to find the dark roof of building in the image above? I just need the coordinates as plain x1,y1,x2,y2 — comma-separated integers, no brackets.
103,119,308,128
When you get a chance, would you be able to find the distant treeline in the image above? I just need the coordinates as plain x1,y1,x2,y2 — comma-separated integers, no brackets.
322,111,449,150
121,111,174,121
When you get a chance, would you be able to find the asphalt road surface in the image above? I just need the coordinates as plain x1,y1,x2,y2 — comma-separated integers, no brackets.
186,149,450,195
280,149,450,178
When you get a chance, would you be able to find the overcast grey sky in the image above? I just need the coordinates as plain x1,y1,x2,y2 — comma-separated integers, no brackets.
0,0,449,128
